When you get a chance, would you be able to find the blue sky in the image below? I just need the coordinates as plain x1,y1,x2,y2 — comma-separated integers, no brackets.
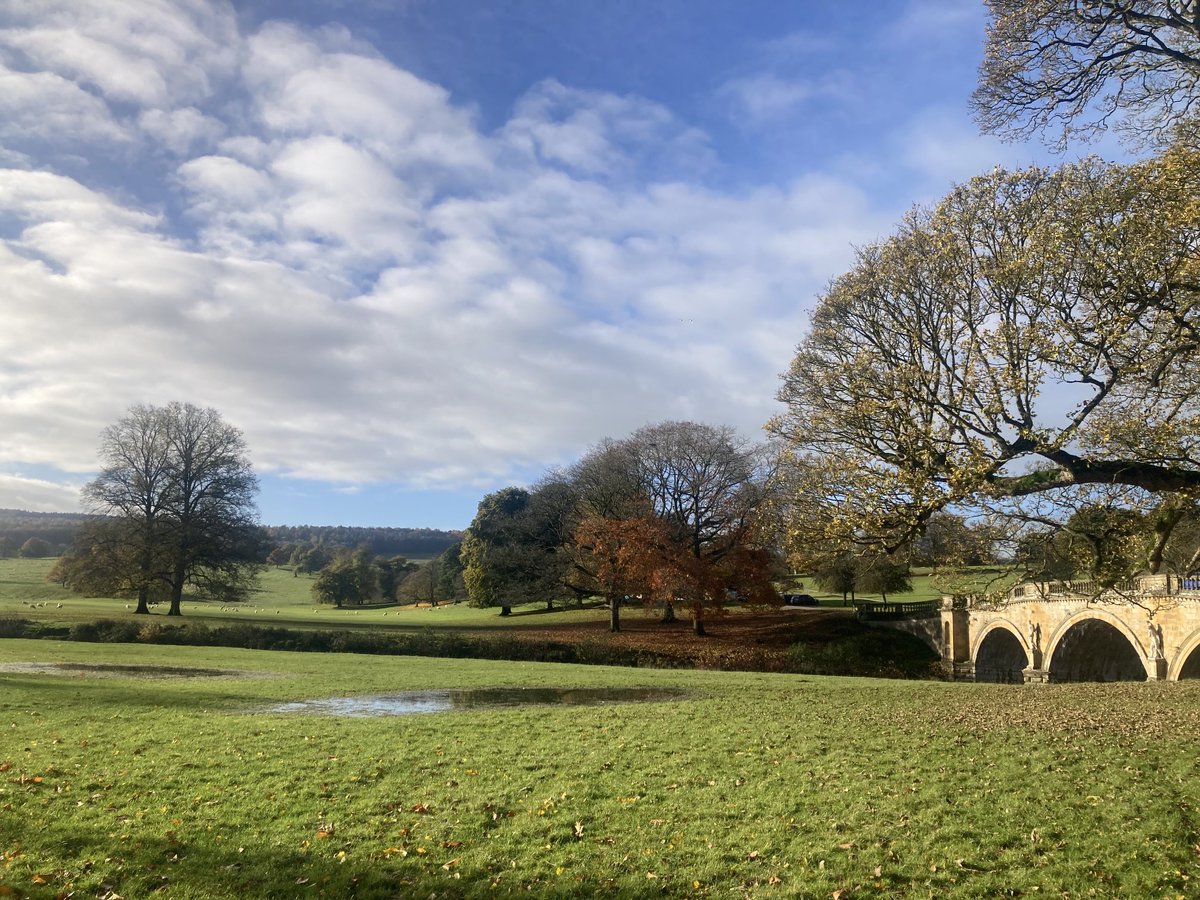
0,1,1116,530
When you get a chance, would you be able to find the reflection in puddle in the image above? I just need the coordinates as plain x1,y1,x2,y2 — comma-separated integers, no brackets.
266,687,687,717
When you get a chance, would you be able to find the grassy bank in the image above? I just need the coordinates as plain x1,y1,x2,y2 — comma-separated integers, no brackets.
1,640,1199,898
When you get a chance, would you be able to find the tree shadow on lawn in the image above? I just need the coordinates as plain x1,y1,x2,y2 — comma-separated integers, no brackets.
1,815,614,899
504,602,606,618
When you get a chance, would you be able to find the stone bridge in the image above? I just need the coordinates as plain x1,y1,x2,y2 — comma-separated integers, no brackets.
940,575,1200,683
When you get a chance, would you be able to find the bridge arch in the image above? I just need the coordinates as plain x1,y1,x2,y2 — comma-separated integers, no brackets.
1169,627,1200,681
1044,611,1148,683
971,621,1030,683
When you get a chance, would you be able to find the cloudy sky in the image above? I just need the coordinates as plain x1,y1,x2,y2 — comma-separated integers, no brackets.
0,1,1114,529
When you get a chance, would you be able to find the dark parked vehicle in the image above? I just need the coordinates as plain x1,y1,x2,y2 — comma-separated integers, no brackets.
782,593,819,606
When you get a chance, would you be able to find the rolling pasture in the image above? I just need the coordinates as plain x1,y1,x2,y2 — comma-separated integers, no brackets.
1,559,1198,897
1,641,1198,898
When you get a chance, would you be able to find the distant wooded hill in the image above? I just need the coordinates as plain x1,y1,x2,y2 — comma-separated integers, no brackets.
0,509,98,554
261,525,462,558
0,510,461,559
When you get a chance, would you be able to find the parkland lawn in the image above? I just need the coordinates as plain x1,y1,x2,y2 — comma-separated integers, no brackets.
0,559,940,674
2,559,1198,896
2,640,1199,899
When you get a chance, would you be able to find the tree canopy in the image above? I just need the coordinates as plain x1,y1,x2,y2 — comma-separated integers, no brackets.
461,487,554,616
974,0,1200,147
566,422,780,632
772,144,1200,585
67,403,262,614
459,421,780,632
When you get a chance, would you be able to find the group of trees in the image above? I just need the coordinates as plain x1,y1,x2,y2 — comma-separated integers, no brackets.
461,421,781,633
308,543,466,607
8,536,53,559
772,1,1200,595
54,403,261,616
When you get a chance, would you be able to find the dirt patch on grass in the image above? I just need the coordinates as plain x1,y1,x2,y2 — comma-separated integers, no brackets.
0,662,246,678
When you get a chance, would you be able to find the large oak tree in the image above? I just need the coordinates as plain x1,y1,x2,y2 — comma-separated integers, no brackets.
72,402,261,614
772,145,1200,586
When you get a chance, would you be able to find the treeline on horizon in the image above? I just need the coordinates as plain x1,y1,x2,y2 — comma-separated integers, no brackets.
0,509,460,560
262,524,460,558
0,509,99,556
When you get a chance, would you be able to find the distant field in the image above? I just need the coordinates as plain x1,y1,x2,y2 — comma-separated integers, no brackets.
1,640,1198,898
0,559,618,632
0,559,997,684
0,558,830,624
0,558,986,643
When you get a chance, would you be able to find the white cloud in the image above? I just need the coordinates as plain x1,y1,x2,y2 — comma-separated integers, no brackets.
889,0,983,44
504,79,713,178
0,168,159,229
243,22,489,173
892,107,1041,193
717,74,817,125
0,0,238,107
138,106,225,155
0,64,130,146
0,6,907,512
0,473,83,513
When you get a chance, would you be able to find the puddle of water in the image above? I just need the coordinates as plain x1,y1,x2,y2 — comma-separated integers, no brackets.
266,686,687,717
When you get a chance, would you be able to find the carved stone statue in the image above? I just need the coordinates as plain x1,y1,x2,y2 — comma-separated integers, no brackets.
1148,623,1164,660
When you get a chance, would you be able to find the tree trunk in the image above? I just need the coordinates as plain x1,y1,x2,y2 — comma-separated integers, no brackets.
167,566,185,616
500,605,512,616
546,599,554,610
137,528,153,614
662,600,676,623
692,615,705,636
610,595,621,632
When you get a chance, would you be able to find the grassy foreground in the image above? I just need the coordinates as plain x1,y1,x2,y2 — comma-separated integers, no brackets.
1,641,1199,898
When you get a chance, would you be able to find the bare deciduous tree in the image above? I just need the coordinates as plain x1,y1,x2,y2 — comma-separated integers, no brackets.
973,0,1200,147
72,402,261,614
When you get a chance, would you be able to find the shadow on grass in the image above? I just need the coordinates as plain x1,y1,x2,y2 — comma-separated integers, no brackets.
0,815,516,900
504,602,605,619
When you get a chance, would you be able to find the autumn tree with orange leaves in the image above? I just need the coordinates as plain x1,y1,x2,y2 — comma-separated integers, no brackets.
569,422,781,634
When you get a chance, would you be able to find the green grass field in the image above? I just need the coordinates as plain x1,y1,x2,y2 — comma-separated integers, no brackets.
0,557,959,634
1,640,1198,898
2,559,1199,896
0,559,615,633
